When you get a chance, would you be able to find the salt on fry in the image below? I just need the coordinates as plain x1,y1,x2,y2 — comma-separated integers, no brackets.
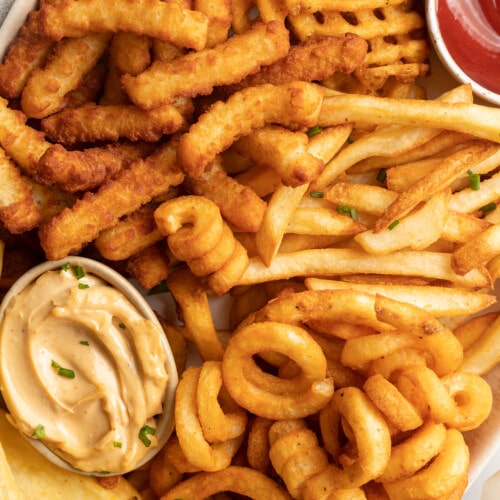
123,21,290,108
39,0,209,51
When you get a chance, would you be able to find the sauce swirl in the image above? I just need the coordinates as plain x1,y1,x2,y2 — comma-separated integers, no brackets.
437,0,500,94
0,266,169,473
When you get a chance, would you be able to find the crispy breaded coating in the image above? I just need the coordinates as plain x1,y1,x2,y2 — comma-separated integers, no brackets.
39,138,184,260
0,10,54,99
183,161,267,233
122,20,290,108
21,32,111,119
177,81,324,177
126,242,170,290
225,34,368,93
41,103,187,145
233,125,325,187
0,97,51,175
39,0,209,51
95,204,164,261
36,142,153,192
0,148,42,233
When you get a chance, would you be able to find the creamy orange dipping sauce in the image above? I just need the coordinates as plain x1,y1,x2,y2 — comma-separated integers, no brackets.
0,266,169,473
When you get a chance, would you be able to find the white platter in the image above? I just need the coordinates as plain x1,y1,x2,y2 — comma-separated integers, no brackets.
0,0,499,497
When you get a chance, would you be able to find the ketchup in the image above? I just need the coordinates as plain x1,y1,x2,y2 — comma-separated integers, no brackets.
437,0,500,94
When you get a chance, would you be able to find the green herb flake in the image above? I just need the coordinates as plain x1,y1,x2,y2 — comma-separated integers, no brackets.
118,322,126,329
51,360,75,379
60,262,72,272
467,169,481,191
336,205,358,220
32,424,45,439
346,136,354,144
72,265,85,280
480,202,497,215
80,340,90,346
138,425,156,447
78,283,90,289
388,220,400,230
306,124,322,137
309,191,324,198
376,168,387,183
113,441,122,448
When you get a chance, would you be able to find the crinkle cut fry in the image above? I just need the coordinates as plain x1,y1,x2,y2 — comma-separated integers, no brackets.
21,32,111,119
122,20,291,109
0,10,54,100
35,141,153,193
0,148,42,233
177,81,324,178
40,102,187,145
225,34,368,93
38,0,209,51
183,160,267,233
0,97,51,176
38,137,184,260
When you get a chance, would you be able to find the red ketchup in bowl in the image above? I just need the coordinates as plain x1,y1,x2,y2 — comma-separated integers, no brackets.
437,0,500,94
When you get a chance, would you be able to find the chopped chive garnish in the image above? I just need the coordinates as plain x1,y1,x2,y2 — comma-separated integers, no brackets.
310,191,324,198
80,340,90,346
78,283,89,289
138,425,156,447
61,262,71,272
113,441,122,448
376,168,387,183
467,169,480,191
336,205,358,220
51,360,75,379
480,202,497,215
306,124,322,137
388,220,400,230
346,136,354,144
32,424,45,439
118,322,126,329
73,265,85,280
148,280,170,295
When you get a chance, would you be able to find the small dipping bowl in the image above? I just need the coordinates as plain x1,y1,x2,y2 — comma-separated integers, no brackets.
0,257,178,476
426,0,500,106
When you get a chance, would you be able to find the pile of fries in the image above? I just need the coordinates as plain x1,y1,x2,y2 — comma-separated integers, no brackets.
0,0,500,499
